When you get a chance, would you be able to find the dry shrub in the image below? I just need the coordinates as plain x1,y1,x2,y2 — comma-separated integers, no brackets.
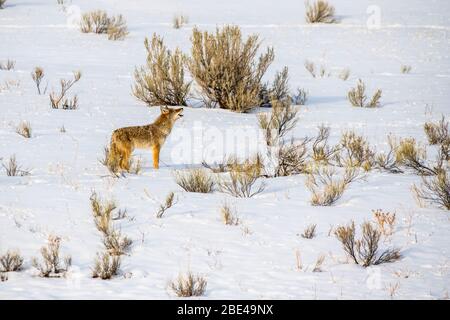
304,60,316,77
348,79,382,108
335,221,401,267
305,0,336,24
218,156,266,198
270,67,290,102
0,250,24,272
49,71,81,109
374,136,404,174
274,138,309,177
92,252,121,280
258,67,290,107
301,224,317,239
400,65,412,74
424,116,449,160
258,98,299,147
220,203,240,226
15,121,32,139
0,59,15,70
394,137,438,176
174,169,215,193
189,25,274,112
338,131,375,171
32,235,71,277
170,272,207,297
373,209,396,236
80,10,128,40
80,10,109,33
306,166,359,206
173,14,189,29
413,170,450,210
133,34,190,106
310,125,339,164
313,254,325,272
304,60,330,78
0,272,7,282
31,67,46,94
103,230,132,256
2,155,30,176
156,191,177,218
107,15,128,40
338,68,351,81
204,154,263,175
292,88,308,105
90,191,116,235
0,0,6,9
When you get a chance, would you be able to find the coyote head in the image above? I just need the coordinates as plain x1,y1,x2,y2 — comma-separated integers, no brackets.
160,106,184,121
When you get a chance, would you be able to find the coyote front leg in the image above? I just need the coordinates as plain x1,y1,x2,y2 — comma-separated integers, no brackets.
152,145,160,169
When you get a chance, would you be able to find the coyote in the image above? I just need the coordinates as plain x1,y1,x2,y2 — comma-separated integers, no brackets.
108,106,184,171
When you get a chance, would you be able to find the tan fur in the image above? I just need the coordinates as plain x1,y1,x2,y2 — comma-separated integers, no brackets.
108,106,183,171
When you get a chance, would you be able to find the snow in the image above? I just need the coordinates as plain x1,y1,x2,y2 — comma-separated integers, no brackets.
0,0,449,299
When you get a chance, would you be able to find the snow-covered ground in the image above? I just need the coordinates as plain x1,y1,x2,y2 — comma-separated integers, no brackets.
0,0,449,299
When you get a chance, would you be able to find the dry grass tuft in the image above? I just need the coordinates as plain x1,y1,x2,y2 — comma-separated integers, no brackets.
292,88,308,105
90,191,116,235
107,15,128,40
189,25,274,112
174,169,215,193
92,252,121,280
394,137,439,176
156,191,177,218
217,156,265,198
31,67,46,94
102,230,133,256
338,68,351,81
173,14,189,29
348,79,382,108
400,65,412,74
133,34,190,106
338,131,375,170
373,209,396,236
220,203,240,226
2,155,30,176
301,224,317,239
49,71,81,109
424,116,449,147
413,170,450,210
306,166,360,206
32,235,71,277
335,221,401,267
305,0,336,24
16,121,32,138
313,254,325,272
170,271,207,297
80,10,128,40
0,250,24,272
0,59,15,70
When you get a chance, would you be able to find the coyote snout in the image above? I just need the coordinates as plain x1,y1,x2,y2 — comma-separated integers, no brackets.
108,106,184,171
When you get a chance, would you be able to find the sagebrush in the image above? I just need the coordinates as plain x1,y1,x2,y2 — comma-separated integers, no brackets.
170,272,207,297
0,250,24,272
49,71,81,109
32,235,71,277
305,0,336,24
174,169,215,193
133,34,190,106
189,25,274,112
348,79,382,108
335,221,401,267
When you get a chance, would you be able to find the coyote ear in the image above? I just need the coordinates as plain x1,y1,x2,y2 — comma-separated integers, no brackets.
160,106,169,114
